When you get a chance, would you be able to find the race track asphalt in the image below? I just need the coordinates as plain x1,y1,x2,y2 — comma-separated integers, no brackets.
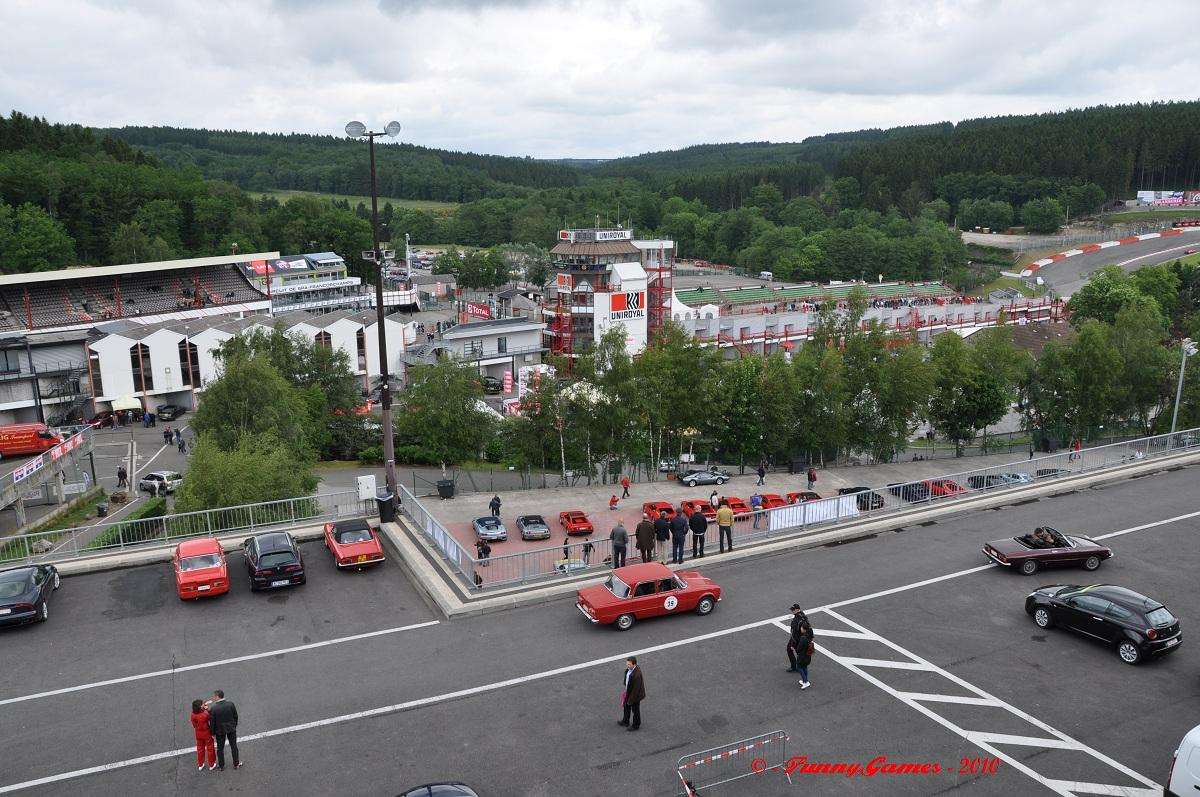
1035,231,1200,297
1,462,1196,796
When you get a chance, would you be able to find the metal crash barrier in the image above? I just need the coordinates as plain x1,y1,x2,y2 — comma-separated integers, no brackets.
675,730,791,795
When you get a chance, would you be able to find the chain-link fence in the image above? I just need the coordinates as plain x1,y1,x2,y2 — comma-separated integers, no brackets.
0,490,374,566
398,427,1200,593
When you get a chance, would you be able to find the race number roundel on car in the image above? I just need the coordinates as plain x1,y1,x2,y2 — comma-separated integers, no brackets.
664,596,679,611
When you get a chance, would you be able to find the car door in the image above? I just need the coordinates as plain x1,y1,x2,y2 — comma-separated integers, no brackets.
629,580,661,618
1063,595,1114,641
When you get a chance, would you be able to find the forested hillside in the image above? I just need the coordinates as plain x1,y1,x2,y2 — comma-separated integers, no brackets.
105,126,580,203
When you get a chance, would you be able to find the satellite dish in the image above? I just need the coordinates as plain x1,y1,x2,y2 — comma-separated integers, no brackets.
384,121,402,138
345,121,367,138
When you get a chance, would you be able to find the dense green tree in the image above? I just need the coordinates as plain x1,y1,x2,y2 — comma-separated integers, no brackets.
1067,266,1147,326
192,354,313,457
173,431,319,512
0,201,75,272
1020,197,1066,234
394,359,493,475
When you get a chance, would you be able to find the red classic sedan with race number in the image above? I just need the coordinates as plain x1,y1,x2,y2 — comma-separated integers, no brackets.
679,500,717,521
576,562,722,631
559,510,594,536
983,526,1113,576
323,518,386,570
173,538,229,600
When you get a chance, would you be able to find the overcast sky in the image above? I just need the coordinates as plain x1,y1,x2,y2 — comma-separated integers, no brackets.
2,0,1197,159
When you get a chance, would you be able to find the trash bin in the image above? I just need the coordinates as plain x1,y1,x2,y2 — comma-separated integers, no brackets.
436,479,455,500
375,491,396,523
96,502,109,518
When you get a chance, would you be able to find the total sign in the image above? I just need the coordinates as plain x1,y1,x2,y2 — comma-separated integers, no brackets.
594,290,648,355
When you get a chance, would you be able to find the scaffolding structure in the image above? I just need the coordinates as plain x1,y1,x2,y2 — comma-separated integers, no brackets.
645,243,673,346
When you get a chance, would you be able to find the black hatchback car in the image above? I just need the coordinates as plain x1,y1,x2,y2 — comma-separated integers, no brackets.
1025,584,1181,664
887,482,931,502
837,486,886,510
242,532,306,591
0,564,60,627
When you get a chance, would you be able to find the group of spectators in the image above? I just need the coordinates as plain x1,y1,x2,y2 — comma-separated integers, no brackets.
610,494,739,569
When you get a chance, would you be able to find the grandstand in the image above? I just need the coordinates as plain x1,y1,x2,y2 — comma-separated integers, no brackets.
0,253,273,332
674,280,956,309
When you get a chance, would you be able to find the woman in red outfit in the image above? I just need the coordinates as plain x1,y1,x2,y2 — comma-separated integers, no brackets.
190,699,216,771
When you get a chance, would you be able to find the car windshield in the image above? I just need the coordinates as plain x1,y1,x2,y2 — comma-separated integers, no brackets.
605,575,631,599
478,518,499,528
1146,607,1176,626
259,551,296,568
0,575,31,598
180,554,221,572
523,516,546,526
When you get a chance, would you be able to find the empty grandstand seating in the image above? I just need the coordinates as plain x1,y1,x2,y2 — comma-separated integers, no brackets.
0,264,266,330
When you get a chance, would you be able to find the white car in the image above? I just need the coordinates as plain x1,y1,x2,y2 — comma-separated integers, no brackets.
139,470,183,494
1167,723,1200,796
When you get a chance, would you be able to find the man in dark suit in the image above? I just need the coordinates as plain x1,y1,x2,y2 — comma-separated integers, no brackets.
206,690,242,770
618,657,645,731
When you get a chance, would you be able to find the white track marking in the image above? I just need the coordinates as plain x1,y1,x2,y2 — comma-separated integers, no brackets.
833,657,932,670
897,692,1001,707
1093,509,1200,541
3,507,1193,792
1115,241,1199,268
0,620,441,707
1046,780,1159,797
808,627,877,640
775,608,1160,796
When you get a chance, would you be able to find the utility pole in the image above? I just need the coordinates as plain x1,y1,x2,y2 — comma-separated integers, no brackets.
1170,338,1197,434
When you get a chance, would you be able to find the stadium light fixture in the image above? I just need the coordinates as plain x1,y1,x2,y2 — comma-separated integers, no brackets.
344,121,367,138
1171,337,1198,434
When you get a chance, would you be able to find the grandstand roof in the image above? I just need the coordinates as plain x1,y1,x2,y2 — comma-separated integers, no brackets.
0,252,281,287
674,281,954,307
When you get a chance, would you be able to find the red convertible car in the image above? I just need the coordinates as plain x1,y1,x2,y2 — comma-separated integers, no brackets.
725,496,751,516
642,500,677,521
758,493,787,509
786,491,822,504
559,510,594,536
925,478,967,497
323,518,386,570
679,500,717,521
983,526,1113,576
576,562,722,631
173,538,229,600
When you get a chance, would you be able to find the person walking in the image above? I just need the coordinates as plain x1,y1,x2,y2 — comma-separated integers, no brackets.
653,510,670,562
488,494,501,518
618,656,645,732
669,510,689,564
688,506,707,559
205,690,241,769
609,521,628,568
635,513,656,562
716,500,734,554
806,467,817,492
178,437,187,455
620,475,631,499
116,465,127,490
708,490,719,510
189,699,217,771
786,604,814,690
750,492,764,529
174,427,182,445
756,462,766,486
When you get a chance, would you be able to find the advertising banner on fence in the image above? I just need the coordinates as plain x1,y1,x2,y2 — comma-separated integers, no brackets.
12,455,45,484
465,301,492,320
517,363,555,400
768,494,858,532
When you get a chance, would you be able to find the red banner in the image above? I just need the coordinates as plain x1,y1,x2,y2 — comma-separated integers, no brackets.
466,301,492,320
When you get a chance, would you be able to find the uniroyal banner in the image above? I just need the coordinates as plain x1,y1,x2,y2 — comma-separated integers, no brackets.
609,291,645,319
556,272,573,289
465,301,492,320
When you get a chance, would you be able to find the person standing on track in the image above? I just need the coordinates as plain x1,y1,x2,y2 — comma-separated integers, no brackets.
189,699,216,771
786,605,814,690
618,656,645,732
205,690,242,770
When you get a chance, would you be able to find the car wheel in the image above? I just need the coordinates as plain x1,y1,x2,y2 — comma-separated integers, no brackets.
52,572,60,590
716,477,726,485
1117,640,1141,665
615,613,635,631
1020,560,1039,576
39,600,49,622
1033,607,1053,628
1083,555,1101,571
696,596,715,616
686,480,697,488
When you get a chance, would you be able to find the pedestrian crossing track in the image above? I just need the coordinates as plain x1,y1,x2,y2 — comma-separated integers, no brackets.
770,610,1160,796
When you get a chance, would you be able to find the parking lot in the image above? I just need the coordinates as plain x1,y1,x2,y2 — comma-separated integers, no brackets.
0,462,1195,795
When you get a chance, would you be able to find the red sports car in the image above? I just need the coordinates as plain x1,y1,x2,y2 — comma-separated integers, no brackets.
786,491,822,504
925,478,967,497
576,562,722,631
643,500,676,521
323,518,386,570
679,500,717,521
758,493,787,509
725,496,751,517
982,526,1113,576
559,510,594,536
173,538,229,600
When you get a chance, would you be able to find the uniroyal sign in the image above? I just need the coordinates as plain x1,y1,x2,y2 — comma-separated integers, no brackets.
609,291,645,320
558,229,633,243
